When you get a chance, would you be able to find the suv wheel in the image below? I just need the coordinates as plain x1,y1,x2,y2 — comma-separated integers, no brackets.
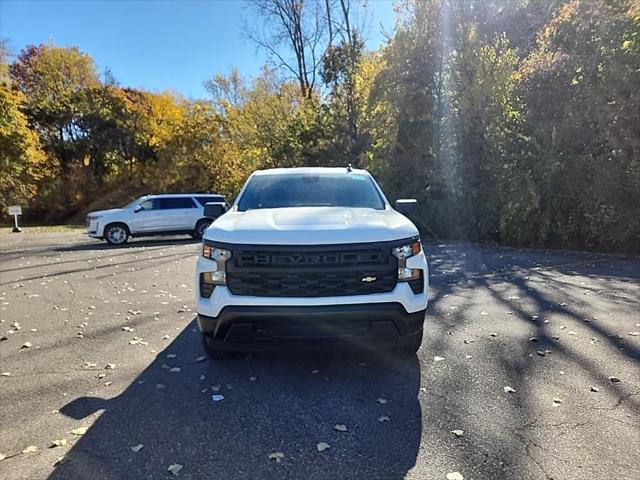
193,219,212,239
104,223,130,246
202,335,232,360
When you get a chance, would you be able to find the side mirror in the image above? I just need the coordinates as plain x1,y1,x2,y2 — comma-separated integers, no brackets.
133,205,143,213
394,199,418,214
204,202,226,219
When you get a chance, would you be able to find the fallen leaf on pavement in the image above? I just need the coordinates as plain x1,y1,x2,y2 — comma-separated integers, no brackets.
334,424,347,432
195,356,206,363
130,444,144,452
447,473,464,480
211,394,224,402
378,415,390,423
504,386,516,393
22,445,38,454
169,367,181,373
609,376,621,383
69,427,88,436
49,439,67,448
590,386,599,392
21,342,32,349
377,398,387,404
433,356,445,362
105,364,116,370
316,442,330,452
167,464,183,475
451,430,464,437
269,451,284,462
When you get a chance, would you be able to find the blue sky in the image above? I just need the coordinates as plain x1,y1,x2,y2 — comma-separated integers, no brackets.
0,0,395,99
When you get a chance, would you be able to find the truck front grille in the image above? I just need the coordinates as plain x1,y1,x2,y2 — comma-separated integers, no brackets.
226,243,398,297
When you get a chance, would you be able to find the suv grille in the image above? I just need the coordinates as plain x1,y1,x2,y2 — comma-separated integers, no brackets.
226,243,398,297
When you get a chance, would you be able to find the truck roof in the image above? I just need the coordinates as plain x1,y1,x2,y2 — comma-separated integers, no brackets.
252,167,370,176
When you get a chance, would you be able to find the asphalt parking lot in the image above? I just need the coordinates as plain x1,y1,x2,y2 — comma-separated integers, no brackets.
0,231,638,480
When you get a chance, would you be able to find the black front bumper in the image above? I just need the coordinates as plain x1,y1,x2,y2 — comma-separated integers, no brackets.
197,303,426,351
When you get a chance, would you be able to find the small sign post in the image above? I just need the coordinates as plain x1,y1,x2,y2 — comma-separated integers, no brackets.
7,206,22,233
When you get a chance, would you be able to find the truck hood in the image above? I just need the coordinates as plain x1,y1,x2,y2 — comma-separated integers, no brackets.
205,207,419,245
87,208,123,217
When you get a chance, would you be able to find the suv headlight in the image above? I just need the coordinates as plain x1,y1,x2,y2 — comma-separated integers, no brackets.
200,245,231,297
392,240,422,283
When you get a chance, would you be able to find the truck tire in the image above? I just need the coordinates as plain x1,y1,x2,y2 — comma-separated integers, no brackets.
397,328,423,357
104,223,130,246
202,334,232,360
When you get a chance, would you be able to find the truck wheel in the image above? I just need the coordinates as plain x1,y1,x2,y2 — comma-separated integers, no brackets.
104,223,130,246
193,219,212,239
397,329,423,357
202,334,232,360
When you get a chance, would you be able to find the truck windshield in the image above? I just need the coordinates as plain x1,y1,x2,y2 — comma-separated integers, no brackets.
237,173,386,211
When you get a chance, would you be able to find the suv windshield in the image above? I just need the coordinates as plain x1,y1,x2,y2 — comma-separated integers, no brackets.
237,173,386,211
123,197,145,209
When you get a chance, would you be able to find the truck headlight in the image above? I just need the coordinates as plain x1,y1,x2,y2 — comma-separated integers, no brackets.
392,240,423,292
200,245,232,297
202,245,231,262
392,240,421,259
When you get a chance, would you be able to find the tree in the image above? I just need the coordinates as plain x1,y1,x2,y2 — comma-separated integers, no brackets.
516,0,640,251
245,0,328,98
9,44,100,211
0,84,46,210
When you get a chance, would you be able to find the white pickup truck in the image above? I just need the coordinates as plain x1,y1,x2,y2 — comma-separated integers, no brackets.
195,167,429,359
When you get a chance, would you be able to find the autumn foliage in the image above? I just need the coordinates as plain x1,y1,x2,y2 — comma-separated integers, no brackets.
1,0,638,254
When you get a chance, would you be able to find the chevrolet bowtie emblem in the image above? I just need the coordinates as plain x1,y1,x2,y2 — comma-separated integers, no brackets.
361,276,377,283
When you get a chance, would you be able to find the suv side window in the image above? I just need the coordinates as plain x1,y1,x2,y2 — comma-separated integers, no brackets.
139,199,160,211
195,196,224,206
159,197,196,209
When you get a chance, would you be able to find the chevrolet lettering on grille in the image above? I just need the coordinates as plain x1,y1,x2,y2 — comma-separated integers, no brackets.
361,276,377,283
238,252,381,266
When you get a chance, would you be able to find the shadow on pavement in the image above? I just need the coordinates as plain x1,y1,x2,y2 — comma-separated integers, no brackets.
50,322,422,480
56,236,200,252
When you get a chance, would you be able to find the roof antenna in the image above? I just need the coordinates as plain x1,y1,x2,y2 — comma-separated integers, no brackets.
346,163,352,173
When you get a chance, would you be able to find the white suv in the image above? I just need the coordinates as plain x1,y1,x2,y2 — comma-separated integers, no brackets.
86,194,227,245
195,167,429,359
